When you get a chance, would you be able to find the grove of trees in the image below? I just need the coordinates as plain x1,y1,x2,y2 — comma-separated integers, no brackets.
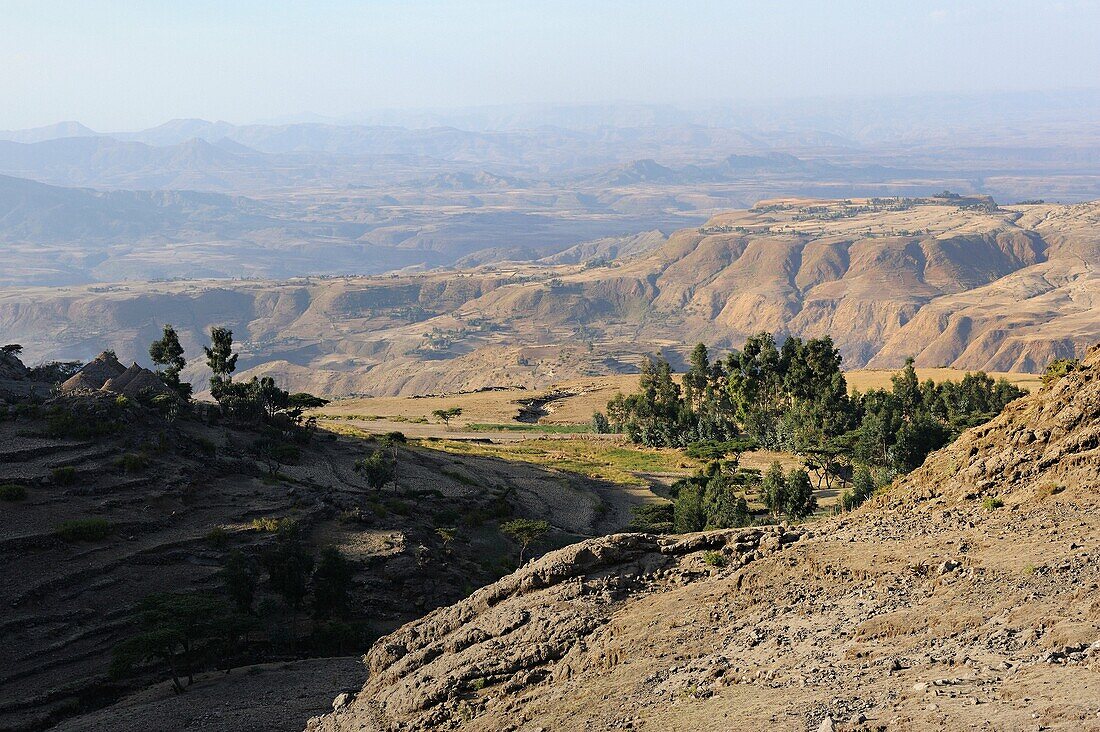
604,332,1027,528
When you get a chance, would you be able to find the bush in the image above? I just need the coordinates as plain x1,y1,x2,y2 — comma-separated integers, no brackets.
51,466,77,485
205,526,230,547
250,517,291,532
116,453,149,474
0,483,28,501
982,496,1004,510
702,550,728,568
627,502,674,532
192,436,217,457
55,518,113,541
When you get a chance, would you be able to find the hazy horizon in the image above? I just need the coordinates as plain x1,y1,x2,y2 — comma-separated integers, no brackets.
6,0,1100,131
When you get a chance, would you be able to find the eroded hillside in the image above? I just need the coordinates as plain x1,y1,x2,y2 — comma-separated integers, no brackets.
308,347,1100,731
0,383,657,731
2,198,1097,396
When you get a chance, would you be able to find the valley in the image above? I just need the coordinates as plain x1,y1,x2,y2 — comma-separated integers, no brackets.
2,196,1095,403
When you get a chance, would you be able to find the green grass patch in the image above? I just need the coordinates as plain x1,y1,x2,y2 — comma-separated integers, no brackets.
425,437,694,486
982,496,1005,510
55,518,113,541
0,483,28,501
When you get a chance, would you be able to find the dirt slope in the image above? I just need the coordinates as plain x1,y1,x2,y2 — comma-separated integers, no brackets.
308,348,1100,731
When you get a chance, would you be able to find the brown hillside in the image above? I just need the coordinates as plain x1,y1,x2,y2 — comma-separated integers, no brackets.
308,347,1100,731
2,199,1097,397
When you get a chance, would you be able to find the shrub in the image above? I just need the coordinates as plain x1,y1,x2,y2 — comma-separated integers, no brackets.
628,502,674,532
192,436,217,457
982,496,1004,510
703,550,728,568
205,526,230,547
51,466,77,485
0,483,28,501
116,452,149,474
55,518,112,541
251,517,293,532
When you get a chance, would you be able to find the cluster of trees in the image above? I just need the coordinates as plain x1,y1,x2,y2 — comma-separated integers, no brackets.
147,326,329,467
112,523,359,693
604,332,1028,517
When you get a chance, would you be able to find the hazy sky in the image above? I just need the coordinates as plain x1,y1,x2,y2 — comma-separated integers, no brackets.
4,0,1100,130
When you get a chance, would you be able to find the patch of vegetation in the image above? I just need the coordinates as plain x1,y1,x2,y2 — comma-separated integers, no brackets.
702,551,728,568
982,496,1005,510
609,335,1027,492
0,483,28,501
500,518,551,563
116,452,149,474
51,466,77,485
55,518,113,541
673,462,757,531
250,517,293,533
428,438,693,486
1041,358,1079,389
45,404,124,440
627,502,674,533
205,525,230,547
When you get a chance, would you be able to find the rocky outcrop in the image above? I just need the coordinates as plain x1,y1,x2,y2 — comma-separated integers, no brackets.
307,527,806,731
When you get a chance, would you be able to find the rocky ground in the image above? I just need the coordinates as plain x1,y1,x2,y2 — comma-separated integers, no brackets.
308,349,1100,731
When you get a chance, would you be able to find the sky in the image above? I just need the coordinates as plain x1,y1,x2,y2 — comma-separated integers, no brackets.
3,0,1100,130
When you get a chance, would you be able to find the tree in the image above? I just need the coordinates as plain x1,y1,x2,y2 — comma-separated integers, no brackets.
250,435,300,478
111,593,236,693
355,449,396,492
761,461,788,518
842,465,876,511
204,326,238,399
312,547,353,621
2,344,23,355
590,411,611,434
262,523,314,613
673,483,707,533
500,518,550,563
222,550,257,615
432,407,463,426
783,468,817,520
149,324,191,400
